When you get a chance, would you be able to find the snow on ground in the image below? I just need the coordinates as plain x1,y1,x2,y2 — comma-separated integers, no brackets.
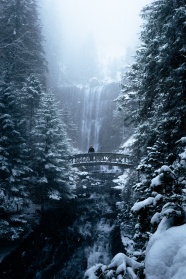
145,219,186,279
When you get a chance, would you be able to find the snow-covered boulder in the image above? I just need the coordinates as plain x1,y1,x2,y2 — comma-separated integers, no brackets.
145,221,186,279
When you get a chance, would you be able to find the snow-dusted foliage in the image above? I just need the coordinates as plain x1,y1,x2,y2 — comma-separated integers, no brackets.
84,252,142,279
0,0,46,84
0,0,46,208
0,0,73,243
30,90,72,203
0,82,32,214
115,0,186,277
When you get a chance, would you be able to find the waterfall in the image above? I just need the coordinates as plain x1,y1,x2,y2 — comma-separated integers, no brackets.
56,82,126,152
81,85,103,152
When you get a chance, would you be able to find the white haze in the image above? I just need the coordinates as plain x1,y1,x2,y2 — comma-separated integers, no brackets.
39,0,152,84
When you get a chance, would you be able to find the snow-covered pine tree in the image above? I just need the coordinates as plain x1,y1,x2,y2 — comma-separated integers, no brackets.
0,0,47,208
0,0,46,85
0,0,46,150
118,0,186,155
0,81,32,213
138,0,186,150
30,90,72,207
116,0,186,272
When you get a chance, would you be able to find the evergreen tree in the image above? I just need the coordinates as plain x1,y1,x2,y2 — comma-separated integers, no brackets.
31,91,72,206
0,81,31,212
20,75,44,132
0,0,47,211
0,0,46,85
119,0,186,155
116,0,186,270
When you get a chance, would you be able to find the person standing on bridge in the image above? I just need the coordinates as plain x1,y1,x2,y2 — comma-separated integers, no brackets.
88,145,95,161
88,145,95,153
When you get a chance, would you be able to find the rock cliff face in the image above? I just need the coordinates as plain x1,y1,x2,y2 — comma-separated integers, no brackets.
0,172,125,278
56,82,128,152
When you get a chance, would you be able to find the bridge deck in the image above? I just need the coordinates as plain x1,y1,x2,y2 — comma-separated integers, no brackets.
69,153,131,168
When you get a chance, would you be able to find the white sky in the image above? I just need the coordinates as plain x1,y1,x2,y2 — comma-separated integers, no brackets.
62,0,151,57
41,0,152,61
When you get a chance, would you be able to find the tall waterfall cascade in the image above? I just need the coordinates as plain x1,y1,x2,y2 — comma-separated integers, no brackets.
56,82,131,152
81,85,103,151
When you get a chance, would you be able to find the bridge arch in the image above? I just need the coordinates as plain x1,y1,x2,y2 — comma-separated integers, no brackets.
69,153,132,169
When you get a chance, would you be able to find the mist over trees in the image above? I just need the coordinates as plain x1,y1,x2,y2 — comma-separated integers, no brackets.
0,0,186,278
38,0,102,86
38,0,141,86
0,0,72,241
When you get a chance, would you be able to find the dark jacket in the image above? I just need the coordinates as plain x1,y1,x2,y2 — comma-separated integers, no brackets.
88,146,95,153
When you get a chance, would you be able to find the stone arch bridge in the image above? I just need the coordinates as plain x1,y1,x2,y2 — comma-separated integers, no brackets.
68,153,132,169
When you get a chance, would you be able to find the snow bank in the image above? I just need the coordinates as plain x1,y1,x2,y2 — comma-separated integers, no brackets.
145,222,186,279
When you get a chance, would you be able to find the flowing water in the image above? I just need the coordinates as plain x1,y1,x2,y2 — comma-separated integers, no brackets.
81,85,103,152
56,82,125,152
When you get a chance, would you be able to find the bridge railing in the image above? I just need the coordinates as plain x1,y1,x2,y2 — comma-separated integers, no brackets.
68,153,131,166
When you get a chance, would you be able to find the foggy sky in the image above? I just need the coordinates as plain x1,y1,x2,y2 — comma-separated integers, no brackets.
41,0,152,57
39,0,153,84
